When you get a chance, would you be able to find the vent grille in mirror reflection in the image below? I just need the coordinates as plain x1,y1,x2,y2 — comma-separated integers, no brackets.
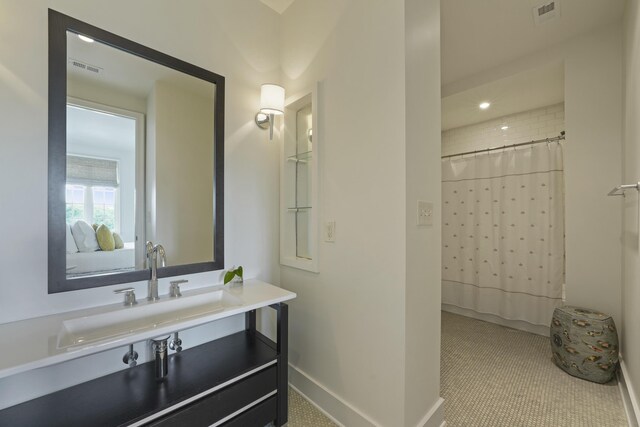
68,58,103,75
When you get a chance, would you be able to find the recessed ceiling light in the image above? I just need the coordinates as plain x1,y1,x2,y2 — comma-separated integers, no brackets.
501,125,509,130
78,34,94,43
479,102,491,110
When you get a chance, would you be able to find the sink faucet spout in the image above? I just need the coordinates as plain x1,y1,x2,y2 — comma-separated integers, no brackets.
146,242,166,301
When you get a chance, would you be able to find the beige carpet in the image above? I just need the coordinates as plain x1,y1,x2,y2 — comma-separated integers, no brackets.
441,311,628,427
288,387,337,427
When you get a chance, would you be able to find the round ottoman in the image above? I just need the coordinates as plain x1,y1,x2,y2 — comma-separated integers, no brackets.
550,306,618,383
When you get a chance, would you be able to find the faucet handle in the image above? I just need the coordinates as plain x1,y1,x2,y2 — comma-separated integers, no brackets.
114,288,137,306
169,280,189,298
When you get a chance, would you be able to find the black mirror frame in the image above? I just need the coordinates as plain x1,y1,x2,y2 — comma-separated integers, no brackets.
48,9,225,293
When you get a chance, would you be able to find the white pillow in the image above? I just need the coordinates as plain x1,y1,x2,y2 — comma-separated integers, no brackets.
71,220,100,252
66,224,78,254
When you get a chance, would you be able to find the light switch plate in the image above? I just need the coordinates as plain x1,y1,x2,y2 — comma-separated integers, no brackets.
417,201,433,226
325,221,336,242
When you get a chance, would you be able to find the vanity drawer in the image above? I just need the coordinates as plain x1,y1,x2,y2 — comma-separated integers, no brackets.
146,365,276,427
221,395,277,427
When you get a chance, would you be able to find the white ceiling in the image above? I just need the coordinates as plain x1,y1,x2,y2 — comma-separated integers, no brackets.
442,62,564,130
441,0,624,130
441,0,625,86
260,0,296,14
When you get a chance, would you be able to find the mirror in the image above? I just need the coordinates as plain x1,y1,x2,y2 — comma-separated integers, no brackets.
49,10,224,292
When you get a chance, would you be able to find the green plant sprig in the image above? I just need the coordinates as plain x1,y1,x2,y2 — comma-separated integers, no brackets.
223,266,243,285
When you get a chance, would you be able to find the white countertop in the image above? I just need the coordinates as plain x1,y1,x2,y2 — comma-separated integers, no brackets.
0,280,295,380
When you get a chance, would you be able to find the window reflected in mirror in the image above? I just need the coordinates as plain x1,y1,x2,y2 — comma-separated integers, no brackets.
65,103,139,277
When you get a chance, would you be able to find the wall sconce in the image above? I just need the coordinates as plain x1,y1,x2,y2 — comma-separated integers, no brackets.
255,83,285,140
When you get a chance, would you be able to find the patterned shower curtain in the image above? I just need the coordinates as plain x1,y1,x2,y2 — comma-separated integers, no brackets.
441,142,565,327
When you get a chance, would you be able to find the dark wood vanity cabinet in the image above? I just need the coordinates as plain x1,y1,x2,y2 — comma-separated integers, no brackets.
0,303,288,427
148,365,277,426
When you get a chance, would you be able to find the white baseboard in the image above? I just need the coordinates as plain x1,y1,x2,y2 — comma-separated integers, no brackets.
288,364,381,427
289,383,345,427
618,356,640,427
289,364,446,427
415,397,445,427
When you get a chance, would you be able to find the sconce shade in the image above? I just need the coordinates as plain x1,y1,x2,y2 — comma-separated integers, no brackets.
260,84,285,115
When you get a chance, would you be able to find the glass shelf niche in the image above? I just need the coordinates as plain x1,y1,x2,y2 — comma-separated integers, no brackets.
294,208,312,260
286,151,312,163
280,87,318,273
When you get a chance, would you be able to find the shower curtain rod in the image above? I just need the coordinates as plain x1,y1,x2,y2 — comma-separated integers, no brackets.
441,131,566,159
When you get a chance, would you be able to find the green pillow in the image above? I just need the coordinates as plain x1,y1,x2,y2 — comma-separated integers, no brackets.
113,232,124,250
96,224,115,251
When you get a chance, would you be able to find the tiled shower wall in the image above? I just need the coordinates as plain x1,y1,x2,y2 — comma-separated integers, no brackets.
441,103,565,157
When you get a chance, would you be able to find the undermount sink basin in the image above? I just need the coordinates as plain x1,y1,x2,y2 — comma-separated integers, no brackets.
57,289,242,350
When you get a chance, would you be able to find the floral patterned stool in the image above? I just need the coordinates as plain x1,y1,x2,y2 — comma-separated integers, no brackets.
550,306,619,383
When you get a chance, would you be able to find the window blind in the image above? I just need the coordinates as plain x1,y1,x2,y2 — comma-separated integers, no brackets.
67,155,119,187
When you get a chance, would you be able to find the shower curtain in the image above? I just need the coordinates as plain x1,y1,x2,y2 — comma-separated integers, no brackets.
441,142,565,327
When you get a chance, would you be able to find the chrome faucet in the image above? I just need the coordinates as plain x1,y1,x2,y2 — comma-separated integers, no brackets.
146,241,166,301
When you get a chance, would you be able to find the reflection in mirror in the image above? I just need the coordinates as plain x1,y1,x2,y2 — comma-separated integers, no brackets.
49,10,224,292
65,31,215,279
65,101,140,277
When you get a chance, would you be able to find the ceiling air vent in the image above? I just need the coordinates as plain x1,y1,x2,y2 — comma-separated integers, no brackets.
533,1,560,25
68,58,103,76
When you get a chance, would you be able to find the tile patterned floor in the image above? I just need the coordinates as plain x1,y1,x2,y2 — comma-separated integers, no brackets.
286,313,627,426
441,311,628,427
288,387,337,427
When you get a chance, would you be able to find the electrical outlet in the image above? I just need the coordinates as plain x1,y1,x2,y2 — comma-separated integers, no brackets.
325,221,336,242
417,201,433,226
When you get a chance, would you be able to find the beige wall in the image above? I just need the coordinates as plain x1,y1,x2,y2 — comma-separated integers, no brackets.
68,76,148,113
281,2,406,424
280,0,443,426
563,26,623,324
623,0,640,419
147,80,215,266
404,0,442,424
